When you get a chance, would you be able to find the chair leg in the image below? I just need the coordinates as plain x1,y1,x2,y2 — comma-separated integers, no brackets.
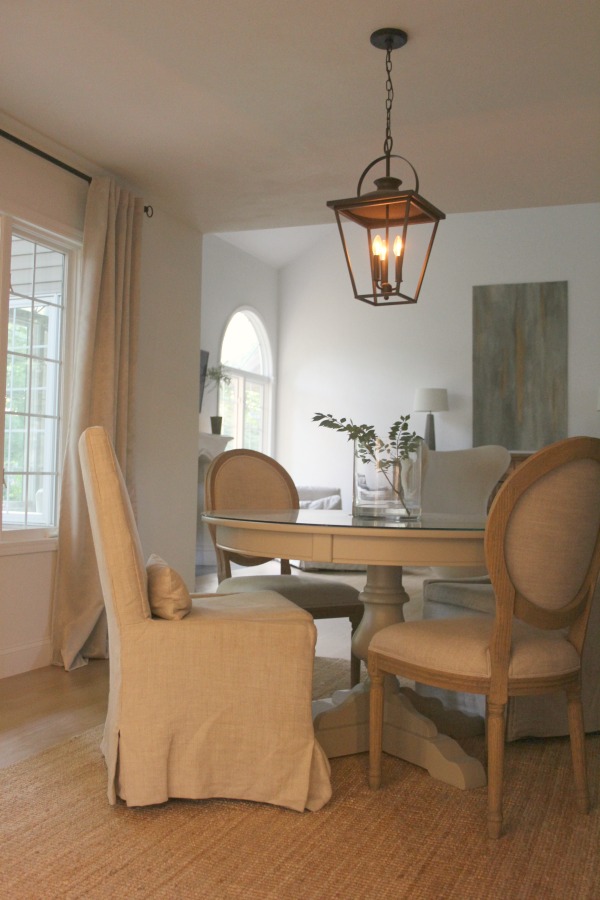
369,664,385,790
566,683,589,814
486,700,506,839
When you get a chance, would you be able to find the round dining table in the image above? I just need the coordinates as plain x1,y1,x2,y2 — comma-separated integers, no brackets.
203,507,488,789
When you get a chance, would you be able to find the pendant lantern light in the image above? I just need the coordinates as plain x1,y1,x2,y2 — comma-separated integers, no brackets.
327,28,445,306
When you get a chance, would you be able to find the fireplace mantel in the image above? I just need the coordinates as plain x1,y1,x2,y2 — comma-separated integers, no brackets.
198,432,232,463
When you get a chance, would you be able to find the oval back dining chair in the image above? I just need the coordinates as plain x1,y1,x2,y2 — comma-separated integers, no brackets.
368,436,600,838
205,448,364,686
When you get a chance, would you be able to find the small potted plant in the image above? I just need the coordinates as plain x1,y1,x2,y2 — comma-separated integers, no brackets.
206,365,231,434
313,412,423,518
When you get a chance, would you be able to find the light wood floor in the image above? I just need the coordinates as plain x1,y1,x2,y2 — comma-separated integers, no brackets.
0,658,111,769
0,564,368,770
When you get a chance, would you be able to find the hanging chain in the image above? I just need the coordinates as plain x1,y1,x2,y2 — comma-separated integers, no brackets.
383,45,394,158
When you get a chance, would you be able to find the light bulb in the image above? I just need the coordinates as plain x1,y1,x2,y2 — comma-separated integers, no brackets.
393,235,403,284
372,234,384,258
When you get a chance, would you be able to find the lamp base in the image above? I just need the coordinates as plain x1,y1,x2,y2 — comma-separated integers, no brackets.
424,412,436,450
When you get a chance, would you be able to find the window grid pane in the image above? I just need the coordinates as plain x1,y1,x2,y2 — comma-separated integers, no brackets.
3,232,65,529
243,380,264,451
221,311,264,375
220,376,242,450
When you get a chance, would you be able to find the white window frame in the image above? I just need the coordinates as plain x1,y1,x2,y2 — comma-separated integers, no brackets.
0,215,80,542
219,308,273,454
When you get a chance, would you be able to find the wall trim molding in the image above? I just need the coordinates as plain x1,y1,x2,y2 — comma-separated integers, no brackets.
0,638,53,679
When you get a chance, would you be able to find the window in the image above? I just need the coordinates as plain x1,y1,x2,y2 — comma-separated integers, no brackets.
0,218,77,535
219,310,272,453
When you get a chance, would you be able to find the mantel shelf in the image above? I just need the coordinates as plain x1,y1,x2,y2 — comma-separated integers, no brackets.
198,432,232,462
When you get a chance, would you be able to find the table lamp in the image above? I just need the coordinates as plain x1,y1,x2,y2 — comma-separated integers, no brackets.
414,388,448,450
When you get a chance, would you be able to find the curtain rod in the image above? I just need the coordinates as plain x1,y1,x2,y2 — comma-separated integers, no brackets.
0,128,153,217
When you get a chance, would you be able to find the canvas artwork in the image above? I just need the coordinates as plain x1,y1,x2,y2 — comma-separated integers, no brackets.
472,281,568,450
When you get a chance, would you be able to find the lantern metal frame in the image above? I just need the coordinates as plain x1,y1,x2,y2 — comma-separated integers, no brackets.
327,28,445,307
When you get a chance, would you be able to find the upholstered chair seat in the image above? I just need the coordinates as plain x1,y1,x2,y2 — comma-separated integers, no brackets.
419,575,600,739
373,615,580,682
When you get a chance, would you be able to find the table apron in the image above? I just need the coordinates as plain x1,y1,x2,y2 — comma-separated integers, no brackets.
213,524,485,568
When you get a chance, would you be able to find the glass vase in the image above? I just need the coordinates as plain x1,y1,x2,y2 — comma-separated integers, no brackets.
352,437,423,519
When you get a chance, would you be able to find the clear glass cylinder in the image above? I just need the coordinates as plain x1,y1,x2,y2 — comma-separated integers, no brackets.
352,437,422,519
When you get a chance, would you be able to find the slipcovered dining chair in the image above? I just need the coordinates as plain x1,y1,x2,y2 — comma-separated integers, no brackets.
368,436,600,838
79,426,331,811
205,448,364,686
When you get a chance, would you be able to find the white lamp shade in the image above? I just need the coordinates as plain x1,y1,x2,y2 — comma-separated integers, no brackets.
414,388,449,413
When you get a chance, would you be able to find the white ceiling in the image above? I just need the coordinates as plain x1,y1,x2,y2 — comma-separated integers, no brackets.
1,0,599,246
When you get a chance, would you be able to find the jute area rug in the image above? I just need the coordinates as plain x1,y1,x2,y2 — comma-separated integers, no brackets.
1,657,599,900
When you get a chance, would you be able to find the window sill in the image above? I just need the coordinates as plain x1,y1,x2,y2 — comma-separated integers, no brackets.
0,535,58,556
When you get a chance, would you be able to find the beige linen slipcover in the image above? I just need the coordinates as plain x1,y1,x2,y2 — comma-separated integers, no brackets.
78,426,332,811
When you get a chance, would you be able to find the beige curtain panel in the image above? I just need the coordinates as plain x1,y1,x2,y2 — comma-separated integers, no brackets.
52,177,144,671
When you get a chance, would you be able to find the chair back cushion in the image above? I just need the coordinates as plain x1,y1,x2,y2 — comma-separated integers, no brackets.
505,457,600,611
487,437,600,630
422,445,511,515
79,426,151,626
205,449,300,570
206,449,299,511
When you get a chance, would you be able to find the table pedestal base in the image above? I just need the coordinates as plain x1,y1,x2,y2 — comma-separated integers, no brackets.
313,678,486,790
313,563,486,789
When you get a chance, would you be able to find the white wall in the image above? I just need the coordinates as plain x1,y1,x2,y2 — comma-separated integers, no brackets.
134,208,202,585
0,127,202,677
276,204,600,509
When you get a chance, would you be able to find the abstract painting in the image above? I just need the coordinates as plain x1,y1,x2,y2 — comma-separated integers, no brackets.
473,281,567,450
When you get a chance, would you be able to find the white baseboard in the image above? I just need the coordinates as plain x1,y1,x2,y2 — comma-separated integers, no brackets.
0,638,53,679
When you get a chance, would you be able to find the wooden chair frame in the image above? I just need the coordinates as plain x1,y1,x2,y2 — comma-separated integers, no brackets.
369,436,600,838
205,448,364,686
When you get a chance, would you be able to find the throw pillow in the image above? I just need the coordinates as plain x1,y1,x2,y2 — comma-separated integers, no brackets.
146,553,192,620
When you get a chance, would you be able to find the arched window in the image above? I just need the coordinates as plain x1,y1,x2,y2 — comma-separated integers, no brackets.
219,309,272,452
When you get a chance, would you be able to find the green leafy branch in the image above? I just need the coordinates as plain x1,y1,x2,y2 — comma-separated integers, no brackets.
312,412,421,511
206,365,231,388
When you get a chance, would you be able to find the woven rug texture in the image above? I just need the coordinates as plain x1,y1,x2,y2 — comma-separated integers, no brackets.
1,656,599,900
